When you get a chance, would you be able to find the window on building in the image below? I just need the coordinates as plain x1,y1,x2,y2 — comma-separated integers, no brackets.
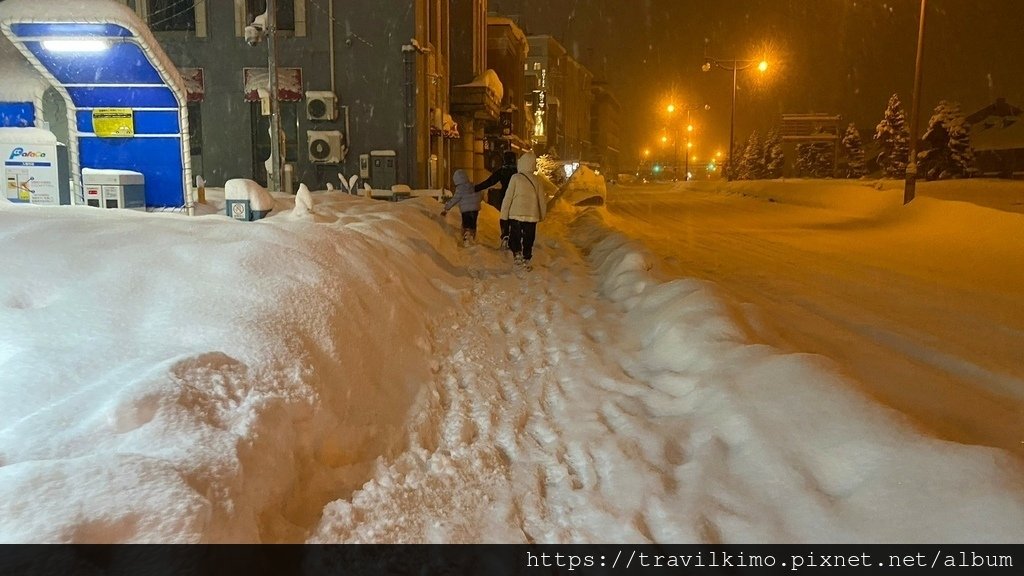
247,0,295,31
533,62,541,71
131,1,206,36
148,0,196,32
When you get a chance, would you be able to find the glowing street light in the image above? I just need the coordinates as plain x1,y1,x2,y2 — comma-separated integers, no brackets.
666,102,710,181
702,42,770,181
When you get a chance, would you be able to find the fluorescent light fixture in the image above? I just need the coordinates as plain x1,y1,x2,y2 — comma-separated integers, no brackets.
42,39,109,52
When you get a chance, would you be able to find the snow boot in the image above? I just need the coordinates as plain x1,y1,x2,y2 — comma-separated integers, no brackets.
462,229,473,247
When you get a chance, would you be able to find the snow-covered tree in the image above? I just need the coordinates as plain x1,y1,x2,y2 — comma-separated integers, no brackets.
763,127,785,179
814,142,836,178
795,143,811,177
842,123,868,178
917,100,975,180
874,93,910,178
535,154,566,186
727,142,745,180
795,142,834,178
738,130,765,180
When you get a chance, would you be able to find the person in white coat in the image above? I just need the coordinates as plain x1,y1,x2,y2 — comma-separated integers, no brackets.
499,151,547,268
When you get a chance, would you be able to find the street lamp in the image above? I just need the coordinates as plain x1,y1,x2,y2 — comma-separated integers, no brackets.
904,0,928,205
702,43,768,181
666,103,709,181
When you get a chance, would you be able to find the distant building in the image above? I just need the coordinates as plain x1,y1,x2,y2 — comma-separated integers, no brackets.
103,0,459,192
590,81,621,177
525,35,593,162
967,98,1024,178
484,15,530,169
450,0,500,185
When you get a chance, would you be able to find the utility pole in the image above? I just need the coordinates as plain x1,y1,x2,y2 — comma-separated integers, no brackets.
267,0,282,193
904,0,927,205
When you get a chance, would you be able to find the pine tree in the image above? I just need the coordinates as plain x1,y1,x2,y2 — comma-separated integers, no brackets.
763,127,785,178
727,142,745,180
795,143,813,177
795,141,835,178
948,112,975,177
918,101,975,179
810,141,836,178
739,130,765,180
842,123,868,178
874,93,910,178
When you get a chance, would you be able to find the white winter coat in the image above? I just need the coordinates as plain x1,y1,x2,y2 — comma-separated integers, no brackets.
499,152,547,223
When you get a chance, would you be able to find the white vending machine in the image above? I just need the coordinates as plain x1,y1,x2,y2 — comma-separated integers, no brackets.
0,127,66,206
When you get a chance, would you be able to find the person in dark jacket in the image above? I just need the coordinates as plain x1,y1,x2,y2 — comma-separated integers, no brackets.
474,150,518,247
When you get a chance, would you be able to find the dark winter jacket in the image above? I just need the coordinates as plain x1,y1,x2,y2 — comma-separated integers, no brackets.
444,169,483,213
474,160,517,201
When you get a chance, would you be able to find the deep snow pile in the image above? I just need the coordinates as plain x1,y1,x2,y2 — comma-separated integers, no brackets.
0,193,469,542
2,181,1023,543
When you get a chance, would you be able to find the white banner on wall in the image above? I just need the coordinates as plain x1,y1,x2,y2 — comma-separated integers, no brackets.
1,141,60,206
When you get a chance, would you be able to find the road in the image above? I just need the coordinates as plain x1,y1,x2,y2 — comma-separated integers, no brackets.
604,180,1024,456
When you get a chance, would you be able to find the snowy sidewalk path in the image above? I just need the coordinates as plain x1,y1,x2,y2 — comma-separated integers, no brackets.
310,236,674,542
309,204,1024,544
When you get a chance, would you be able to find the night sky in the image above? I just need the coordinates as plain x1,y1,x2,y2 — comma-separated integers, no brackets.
495,0,1024,165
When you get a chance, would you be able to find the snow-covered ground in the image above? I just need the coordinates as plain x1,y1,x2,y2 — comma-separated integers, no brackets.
1,178,1022,543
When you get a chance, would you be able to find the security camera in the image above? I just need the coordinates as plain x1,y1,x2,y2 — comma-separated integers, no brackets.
245,12,268,46
244,24,264,46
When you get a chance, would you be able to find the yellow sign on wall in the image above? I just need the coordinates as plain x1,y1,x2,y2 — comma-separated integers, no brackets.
92,108,134,137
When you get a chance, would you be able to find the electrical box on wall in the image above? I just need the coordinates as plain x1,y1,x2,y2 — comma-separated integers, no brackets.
307,130,346,164
359,154,370,179
306,91,337,121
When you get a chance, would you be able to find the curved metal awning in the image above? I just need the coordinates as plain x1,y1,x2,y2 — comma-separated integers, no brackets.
0,0,192,209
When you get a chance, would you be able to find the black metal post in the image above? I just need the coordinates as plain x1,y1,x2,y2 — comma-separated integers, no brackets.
904,0,928,205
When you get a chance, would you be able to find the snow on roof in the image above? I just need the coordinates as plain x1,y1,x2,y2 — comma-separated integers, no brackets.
0,34,47,103
487,16,528,48
0,0,186,101
454,69,504,103
0,127,56,144
0,0,139,23
972,118,1024,151
82,167,144,176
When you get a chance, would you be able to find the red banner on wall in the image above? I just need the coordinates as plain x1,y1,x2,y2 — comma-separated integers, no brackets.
243,67,303,102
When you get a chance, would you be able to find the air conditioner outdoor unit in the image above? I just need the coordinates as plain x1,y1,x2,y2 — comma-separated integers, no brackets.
306,90,337,121
307,130,346,164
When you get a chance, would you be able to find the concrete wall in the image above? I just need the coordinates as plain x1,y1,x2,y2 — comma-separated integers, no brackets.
149,0,419,190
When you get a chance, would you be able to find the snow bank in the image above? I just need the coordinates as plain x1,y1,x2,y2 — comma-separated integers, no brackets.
0,194,468,542
560,165,607,206
566,204,1024,542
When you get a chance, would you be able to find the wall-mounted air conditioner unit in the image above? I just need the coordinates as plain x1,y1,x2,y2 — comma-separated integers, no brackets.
306,90,338,121
307,130,346,164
